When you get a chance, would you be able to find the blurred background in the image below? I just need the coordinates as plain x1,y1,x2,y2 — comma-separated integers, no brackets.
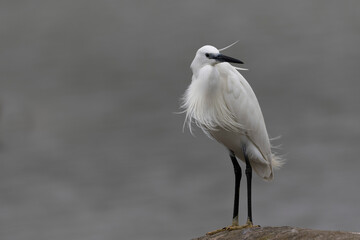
1,1,360,239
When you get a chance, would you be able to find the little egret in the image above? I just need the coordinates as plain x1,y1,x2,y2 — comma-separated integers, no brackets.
181,45,283,234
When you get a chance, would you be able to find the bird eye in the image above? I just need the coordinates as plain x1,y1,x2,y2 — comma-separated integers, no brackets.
205,53,210,58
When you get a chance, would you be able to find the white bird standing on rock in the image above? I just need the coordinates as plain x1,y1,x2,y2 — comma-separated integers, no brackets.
181,44,283,235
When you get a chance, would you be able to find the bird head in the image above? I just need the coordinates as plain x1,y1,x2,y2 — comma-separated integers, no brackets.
190,45,244,73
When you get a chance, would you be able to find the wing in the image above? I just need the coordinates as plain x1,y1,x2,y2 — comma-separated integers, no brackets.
216,63,272,164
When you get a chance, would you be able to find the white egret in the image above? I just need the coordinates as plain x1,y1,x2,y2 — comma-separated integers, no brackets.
181,45,283,234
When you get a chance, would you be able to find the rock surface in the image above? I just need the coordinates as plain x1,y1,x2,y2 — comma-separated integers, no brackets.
193,226,360,240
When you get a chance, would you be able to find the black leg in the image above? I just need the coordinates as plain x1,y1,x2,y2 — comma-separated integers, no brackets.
243,145,253,224
229,150,241,226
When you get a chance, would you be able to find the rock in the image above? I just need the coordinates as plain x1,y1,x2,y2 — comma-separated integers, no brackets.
192,226,360,240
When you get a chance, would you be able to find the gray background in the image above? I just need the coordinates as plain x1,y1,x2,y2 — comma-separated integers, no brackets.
1,1,360,240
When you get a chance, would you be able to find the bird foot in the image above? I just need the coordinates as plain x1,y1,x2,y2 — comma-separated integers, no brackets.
206,219,260,235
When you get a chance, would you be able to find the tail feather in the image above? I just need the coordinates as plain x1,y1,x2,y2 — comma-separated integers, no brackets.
271,153,285,170
251,153,284,181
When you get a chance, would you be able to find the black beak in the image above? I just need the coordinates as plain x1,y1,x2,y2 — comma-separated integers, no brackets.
210,53,244,64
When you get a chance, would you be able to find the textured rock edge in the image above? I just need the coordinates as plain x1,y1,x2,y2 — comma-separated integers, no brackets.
193,226,360,240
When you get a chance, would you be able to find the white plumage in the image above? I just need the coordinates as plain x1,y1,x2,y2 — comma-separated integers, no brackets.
182,45,283,180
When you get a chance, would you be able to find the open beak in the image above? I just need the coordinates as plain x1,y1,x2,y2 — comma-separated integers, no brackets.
212,53,244,64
